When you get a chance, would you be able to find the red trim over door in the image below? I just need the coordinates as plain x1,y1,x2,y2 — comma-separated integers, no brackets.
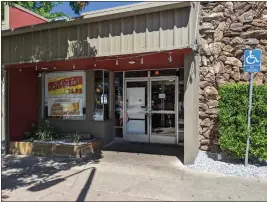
6,49,191,72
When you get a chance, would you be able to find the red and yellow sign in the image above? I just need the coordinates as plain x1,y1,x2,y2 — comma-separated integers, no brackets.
48,76,83,95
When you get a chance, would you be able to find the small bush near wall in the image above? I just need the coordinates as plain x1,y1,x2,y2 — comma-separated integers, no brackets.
219,84,267,162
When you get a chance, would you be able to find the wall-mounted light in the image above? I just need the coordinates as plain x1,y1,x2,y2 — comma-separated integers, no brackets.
73,64,76,69
41,68,48,70
116,58,118,66
19,69,22,72
141,57,143,64
128,61,135,64
35,65,38,71
94,63,96,67
54,66,56,70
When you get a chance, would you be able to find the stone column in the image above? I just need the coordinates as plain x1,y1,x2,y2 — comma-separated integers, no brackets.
199,1,267,152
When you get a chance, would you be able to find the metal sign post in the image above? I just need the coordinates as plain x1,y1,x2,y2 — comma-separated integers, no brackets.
244,49,262,166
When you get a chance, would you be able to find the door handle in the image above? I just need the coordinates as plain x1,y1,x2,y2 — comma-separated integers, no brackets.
145,113,151,117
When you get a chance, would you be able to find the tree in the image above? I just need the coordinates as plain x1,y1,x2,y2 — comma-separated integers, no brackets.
1,1,89,19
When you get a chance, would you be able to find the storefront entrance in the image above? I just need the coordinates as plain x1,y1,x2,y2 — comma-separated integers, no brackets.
123,75,179,145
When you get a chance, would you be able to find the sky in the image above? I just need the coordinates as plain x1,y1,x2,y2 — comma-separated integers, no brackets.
52,1,140,17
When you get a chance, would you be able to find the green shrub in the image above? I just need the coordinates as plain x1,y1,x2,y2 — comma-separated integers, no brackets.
67,132,80,143
35,120,59,141
219,83,267,162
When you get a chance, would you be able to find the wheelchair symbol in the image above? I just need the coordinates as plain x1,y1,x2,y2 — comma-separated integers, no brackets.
246,51,259,65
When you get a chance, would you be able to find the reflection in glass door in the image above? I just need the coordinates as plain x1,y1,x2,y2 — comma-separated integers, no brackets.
123,77,178,144
150,78,177,144
123,80,149,143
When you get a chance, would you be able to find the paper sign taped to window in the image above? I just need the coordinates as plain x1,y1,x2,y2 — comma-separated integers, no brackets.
159,94,166,99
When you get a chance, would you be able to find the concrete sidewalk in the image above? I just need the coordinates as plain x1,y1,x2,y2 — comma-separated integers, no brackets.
2,151,267,201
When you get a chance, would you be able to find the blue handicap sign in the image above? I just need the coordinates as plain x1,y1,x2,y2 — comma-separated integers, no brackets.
244,49,262,73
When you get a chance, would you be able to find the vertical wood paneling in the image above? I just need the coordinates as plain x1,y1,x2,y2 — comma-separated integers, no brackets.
123,16,134,53
145,14,149,51
77,25,81,57
88,22,99,57
59,27,69,59
39,30,49,61
2,38,9,64
50,28,59,59
17,34,24,62
178,7,189,47
110,19,121,55
153,12,160,50
120,18,124,53
102,20,110,55
32,31,41,61
174,9,179,48
167,10,174,48
182,7,190,47
98,22,101,56
133,15,136,52
10,36,18,62
135,14,146,52
3,7,191,64
109,20,112,55
79,24,89,57
159,11,163,49
58,28,60,59
23,33,32,62
68,26,78,58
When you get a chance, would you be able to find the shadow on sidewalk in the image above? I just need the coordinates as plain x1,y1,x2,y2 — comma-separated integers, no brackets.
28,167,95,192
103,140,184,163
76,167,96,202
1,151,102,191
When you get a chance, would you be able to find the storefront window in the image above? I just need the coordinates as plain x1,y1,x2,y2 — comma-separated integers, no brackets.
114,72,123,137
44,71,86,120
93,70,109,121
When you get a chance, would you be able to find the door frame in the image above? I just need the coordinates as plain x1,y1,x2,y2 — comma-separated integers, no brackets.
149,76,179,145
123,78,150,143
123,76,179,145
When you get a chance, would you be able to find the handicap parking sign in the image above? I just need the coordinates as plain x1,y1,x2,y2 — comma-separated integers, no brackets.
244,49,262,73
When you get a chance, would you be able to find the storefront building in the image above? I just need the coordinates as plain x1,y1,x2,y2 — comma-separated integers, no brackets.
2,2,199,164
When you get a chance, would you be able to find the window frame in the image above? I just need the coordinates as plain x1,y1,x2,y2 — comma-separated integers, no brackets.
43,70,87,121
93,69,110,121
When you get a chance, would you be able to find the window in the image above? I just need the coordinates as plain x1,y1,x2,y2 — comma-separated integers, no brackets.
114,72,123,137
44,71,86,120
93,70,109,121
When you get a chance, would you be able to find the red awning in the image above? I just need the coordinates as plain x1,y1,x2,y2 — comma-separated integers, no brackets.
5,48,192,72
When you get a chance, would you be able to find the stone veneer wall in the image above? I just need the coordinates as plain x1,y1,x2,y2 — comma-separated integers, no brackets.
198,2,267,152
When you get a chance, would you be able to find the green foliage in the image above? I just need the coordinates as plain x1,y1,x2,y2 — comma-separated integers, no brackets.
69,1,89,15
67,132,81,143
24,123,38,142
219,83,267,162
35,120,59,141
2,1,89,19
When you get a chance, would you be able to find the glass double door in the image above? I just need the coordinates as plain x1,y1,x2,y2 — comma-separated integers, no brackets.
123,77,178,144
